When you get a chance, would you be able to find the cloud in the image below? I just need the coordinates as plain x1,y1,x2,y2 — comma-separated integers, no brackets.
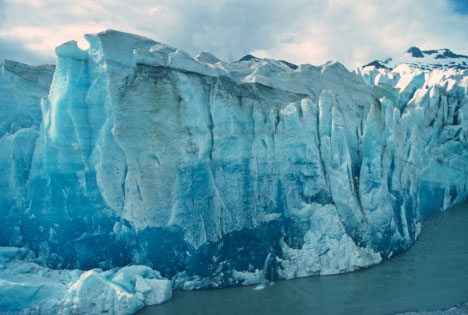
0,0,467,69
0,36,54,64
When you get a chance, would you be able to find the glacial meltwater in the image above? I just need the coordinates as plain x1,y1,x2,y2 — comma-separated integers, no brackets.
139,204,468,315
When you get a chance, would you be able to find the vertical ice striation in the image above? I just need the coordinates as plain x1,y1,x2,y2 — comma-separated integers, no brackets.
356,63,468,255
0,30,467,291
0,60,55,245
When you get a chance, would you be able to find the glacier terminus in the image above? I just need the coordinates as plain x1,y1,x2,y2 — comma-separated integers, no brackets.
0,30,467,314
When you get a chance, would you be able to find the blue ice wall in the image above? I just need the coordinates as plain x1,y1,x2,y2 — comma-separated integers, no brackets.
1,30,467,287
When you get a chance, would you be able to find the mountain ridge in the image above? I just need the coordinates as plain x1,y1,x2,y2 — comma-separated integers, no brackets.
363,46,468,70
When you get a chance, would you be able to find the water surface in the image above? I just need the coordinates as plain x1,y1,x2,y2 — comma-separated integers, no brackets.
139,204,468,315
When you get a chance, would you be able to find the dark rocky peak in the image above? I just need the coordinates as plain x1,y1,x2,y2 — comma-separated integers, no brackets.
407,47,424,58
238,54,261,62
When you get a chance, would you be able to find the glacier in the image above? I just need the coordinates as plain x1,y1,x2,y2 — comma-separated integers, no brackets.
0,30,467,313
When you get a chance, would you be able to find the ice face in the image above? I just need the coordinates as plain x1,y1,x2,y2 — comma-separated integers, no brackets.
1,30,467,294
0,60,55,244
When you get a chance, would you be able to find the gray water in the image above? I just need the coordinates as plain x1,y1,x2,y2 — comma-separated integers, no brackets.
139,204,468,315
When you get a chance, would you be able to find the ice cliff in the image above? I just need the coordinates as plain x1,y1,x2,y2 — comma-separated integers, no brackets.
1,30,468,313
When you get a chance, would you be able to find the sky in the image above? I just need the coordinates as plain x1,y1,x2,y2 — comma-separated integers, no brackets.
0,0,467,69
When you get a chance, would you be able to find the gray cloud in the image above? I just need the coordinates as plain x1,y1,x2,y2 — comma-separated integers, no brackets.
0,0,467,69
0,36,55,64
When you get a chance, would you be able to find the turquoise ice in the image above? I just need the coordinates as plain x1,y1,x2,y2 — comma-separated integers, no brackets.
0,30,467,313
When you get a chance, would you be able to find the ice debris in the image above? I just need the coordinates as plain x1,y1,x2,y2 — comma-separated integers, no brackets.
0,247,171,314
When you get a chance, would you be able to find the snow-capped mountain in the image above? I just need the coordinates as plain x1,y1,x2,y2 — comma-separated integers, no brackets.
0,30,467,314
363,46,468,70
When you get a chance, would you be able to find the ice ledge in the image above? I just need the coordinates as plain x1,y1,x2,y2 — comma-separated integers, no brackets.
1,59,55,89
55,40,89,61
48,29,360,96
84,29,156,66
